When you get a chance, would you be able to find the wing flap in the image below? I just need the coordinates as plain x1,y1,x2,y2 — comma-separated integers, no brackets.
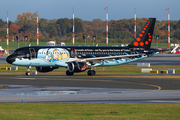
67,54,141,64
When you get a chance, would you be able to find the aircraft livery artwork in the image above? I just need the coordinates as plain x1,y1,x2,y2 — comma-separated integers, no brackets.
37,48,69,63
6,18,159,76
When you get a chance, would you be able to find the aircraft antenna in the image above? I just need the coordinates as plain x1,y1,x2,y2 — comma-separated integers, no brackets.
73,8,75,46
106,7,108,46
37,11,39,46
134,8,136,38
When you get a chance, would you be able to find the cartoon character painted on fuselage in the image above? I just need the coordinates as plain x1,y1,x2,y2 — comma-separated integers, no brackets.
49,49,59,62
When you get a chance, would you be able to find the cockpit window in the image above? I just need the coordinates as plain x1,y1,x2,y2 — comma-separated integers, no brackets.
14,51,18,54
14,51,24,55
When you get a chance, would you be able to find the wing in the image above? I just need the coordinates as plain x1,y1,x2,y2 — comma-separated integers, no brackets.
67,54,141,65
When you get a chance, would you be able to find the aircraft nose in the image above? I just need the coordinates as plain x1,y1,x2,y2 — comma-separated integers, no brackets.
6,55,15,64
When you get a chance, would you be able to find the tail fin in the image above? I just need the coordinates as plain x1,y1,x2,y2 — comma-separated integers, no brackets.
129,18,156,49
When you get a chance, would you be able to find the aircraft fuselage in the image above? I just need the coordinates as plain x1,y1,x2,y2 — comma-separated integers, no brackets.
6,46,158,67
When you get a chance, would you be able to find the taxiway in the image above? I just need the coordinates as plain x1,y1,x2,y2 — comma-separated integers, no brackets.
0,53,180,103
0,75,180,103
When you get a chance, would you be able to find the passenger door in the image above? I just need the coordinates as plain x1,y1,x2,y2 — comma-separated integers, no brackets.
29,48,36,59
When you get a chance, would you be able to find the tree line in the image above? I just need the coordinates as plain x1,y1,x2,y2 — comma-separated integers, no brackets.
0,12,180,44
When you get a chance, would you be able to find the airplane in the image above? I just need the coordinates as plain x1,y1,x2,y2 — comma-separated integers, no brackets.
6,18,158,76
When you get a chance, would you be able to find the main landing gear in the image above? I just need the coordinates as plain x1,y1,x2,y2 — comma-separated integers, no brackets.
25,66,31,76
66,69,96,76
66,70,74,76
87,70,96,76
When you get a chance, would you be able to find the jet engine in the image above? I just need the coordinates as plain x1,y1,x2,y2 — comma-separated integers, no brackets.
67,61,91,72
36,66,59,72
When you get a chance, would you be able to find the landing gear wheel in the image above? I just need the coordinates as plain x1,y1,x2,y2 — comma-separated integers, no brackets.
25,71,31,76
87,70,96,76
66,70,74,76
26,66,31,76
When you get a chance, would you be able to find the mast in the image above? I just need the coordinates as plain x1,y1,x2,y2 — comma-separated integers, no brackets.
37,11,39,46
73,8,75,46
106,7,108,46
168,8,170,49
134,8,136,38
7,12,9,51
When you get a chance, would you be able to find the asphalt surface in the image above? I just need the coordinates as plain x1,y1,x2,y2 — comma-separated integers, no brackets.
0,56,6,63
0,75,180,103
0,75,179,90
129,54,180,65
0,53,180,103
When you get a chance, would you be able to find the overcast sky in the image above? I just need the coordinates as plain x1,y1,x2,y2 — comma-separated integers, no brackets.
0,0,179,22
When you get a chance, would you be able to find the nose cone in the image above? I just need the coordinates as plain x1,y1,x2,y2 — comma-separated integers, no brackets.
6,55,15,64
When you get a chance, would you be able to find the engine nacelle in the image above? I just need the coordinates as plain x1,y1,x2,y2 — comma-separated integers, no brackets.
36,66,58,72
68,61,91,72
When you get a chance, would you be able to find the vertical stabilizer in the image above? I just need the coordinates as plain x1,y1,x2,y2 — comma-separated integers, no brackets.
129,18,156,49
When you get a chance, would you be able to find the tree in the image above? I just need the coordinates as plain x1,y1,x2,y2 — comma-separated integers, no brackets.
74,18,84,34
173,29,180,40
10,24,21,34
0,19,6,28
56,18,71,36
16,12,37,34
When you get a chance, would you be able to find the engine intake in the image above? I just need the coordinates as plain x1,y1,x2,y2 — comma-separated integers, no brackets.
36,66,58,72
68,61,90,72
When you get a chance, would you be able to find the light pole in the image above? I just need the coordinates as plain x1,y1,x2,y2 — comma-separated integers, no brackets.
25,36,28,46
83,35,86,46
16,35,19,48
93,35,96,46
156,35,159,48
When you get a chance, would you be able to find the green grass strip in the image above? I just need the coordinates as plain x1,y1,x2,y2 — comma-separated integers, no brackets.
1,63,180,75
0,103,180,120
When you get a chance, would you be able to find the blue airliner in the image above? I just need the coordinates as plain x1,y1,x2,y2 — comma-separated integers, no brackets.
6,18,158,76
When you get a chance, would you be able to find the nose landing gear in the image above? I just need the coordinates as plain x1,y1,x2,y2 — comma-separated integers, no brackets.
25,66,31,76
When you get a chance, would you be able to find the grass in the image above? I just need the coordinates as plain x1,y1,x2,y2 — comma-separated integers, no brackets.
1,63,180,70
1,63,180,79
1,63,180,76
0,84,10,89
0,62,180,119
97,64,180,69
0,42,170,49
0,103,180,120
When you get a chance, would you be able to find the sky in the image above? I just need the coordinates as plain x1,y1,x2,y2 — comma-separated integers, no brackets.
0,0,179,22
